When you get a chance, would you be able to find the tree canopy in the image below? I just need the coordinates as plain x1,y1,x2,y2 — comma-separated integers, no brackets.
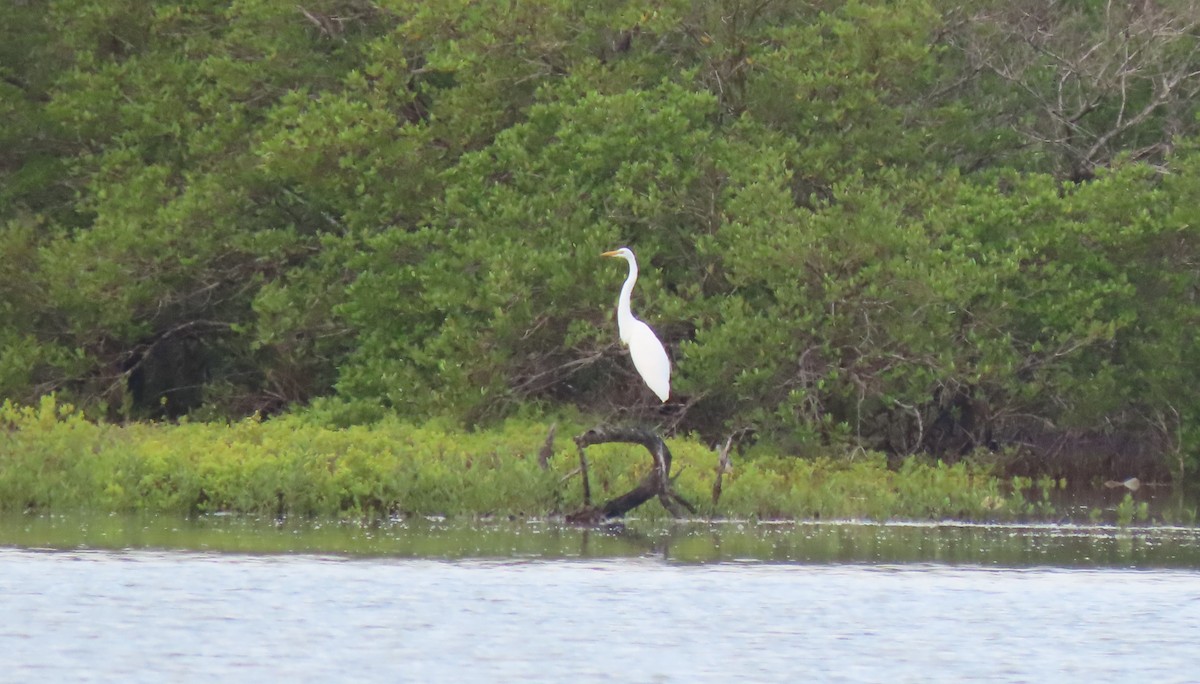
2,0,1198,479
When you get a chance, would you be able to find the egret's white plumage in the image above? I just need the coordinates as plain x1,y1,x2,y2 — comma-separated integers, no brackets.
601,247,670,403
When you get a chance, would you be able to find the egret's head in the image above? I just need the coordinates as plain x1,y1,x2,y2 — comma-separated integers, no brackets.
601,247,634,260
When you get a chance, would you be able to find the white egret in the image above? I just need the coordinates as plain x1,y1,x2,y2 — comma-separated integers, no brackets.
601,247,671,403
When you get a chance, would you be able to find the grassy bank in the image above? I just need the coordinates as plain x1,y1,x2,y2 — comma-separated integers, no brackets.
1,397,1069,522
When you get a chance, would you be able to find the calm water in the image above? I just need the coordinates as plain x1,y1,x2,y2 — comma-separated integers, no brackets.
3,517,1200,683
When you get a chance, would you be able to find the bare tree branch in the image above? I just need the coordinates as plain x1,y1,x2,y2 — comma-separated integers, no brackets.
567,426,696,523
942,0,1200,177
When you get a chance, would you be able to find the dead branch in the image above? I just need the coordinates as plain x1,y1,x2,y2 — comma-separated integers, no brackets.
537,422,556,470
941,0,1200,176
567,425,696,523
712,434,734,507
577,439,592,507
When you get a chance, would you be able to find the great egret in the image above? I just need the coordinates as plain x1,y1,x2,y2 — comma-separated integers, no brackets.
601,247,671,403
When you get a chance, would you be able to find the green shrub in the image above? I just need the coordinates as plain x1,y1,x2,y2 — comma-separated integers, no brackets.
1,397,1029,521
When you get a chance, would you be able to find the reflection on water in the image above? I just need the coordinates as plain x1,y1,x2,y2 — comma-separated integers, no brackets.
1042,479,1197,525
3,516,1200,683
3,513,1200,568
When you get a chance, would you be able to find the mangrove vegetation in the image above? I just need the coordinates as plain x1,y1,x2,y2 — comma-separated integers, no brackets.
2,0,1200,507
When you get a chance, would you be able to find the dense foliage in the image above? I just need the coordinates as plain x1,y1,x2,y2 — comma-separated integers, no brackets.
2,0,1198,479
0,396,1050,521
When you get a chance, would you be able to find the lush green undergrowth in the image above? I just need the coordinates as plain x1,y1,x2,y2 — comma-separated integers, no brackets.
2,397,1051,521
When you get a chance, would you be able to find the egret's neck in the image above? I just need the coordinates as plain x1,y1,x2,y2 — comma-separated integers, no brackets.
616,256,638,343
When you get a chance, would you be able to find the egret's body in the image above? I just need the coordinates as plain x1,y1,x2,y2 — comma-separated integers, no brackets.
601,248,670,402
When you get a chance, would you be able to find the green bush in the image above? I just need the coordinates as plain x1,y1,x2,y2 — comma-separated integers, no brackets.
1,396,1032,521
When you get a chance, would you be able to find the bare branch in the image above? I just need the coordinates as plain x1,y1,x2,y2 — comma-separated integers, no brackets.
569,425,696,521
942,0,1200,175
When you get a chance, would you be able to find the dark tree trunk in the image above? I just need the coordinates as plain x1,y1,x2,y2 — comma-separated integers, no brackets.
567,426,696,524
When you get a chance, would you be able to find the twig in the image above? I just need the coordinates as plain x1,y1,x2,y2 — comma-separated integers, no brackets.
537,423,556,470
712,434,735,507
577,442,591,507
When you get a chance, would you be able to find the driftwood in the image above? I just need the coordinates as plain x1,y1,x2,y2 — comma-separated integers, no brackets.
567,426,696,524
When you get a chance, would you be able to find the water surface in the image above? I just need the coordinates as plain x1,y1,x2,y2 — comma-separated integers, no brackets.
3,517,1199,682
4,514,1200,566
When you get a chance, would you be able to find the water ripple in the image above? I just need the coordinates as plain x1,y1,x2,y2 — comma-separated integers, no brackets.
2,547,1199,682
